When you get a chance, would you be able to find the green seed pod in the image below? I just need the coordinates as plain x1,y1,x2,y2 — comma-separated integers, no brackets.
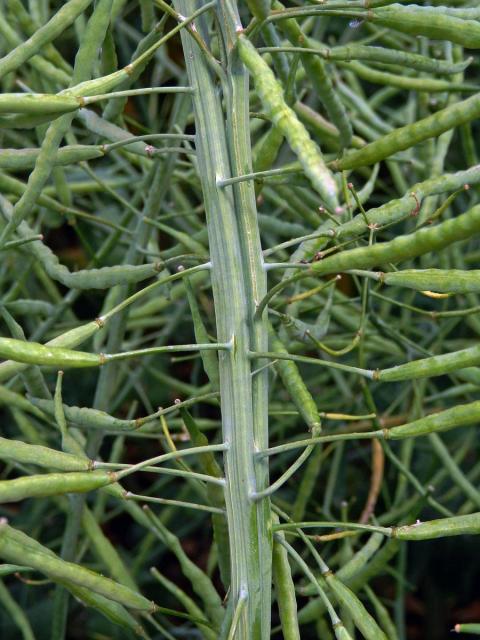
378,346,480,382
384,401,480,438
274,1,352,148
0,145,105,171
247,0,270,20
381,269,480,294
237,34,339,212
0,385,46,419
323,572,388,640
0,470,115,503
371,5,480,49
63,581,147,636
269,325,321,432
0,436,92,472
312,203,480,277
30,397,136,430
327,44,472,75
339,60,478,93
4,300,54,316
301,533,384,597
0,521,155,611
272,519,301,640
0,337,101,368
143,507,224,630
0,94,81,116
453,623,480,635
0,0,93,80
392,513,480,540
332,93,480,171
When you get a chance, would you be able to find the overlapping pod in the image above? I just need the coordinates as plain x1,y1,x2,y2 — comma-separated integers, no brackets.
258,202,480,317
370,4,480,49
63,582,146,636
331,92,480,170
237,34,339,212
292,165,480,263
274,0,352,148
143,506,224,630
0,521,155,611
0,0,93,79
311,203,480,276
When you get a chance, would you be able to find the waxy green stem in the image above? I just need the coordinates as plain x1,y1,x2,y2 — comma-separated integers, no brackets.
174,2,272,636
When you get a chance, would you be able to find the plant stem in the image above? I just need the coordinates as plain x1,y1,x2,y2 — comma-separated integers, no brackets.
174,2,272,636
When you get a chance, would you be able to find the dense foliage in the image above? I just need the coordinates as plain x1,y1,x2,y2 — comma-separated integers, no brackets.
0,1,479,638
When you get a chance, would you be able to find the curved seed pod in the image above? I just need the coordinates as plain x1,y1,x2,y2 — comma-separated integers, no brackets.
332,92,480,170
378,346,480,382
0,337,101,368
370,5,480,49
269,326,321,432
0,161,162,294
0,521,155,611
0,436,92,472
381,269,480,294
274,1,352,148
0,0,93,80
29,397,137,430
391,513,480,540
0,471,115,503
382,402,480,439
237,34,339,212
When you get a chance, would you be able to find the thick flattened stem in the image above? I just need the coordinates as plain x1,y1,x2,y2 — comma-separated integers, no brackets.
174,1,271,637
